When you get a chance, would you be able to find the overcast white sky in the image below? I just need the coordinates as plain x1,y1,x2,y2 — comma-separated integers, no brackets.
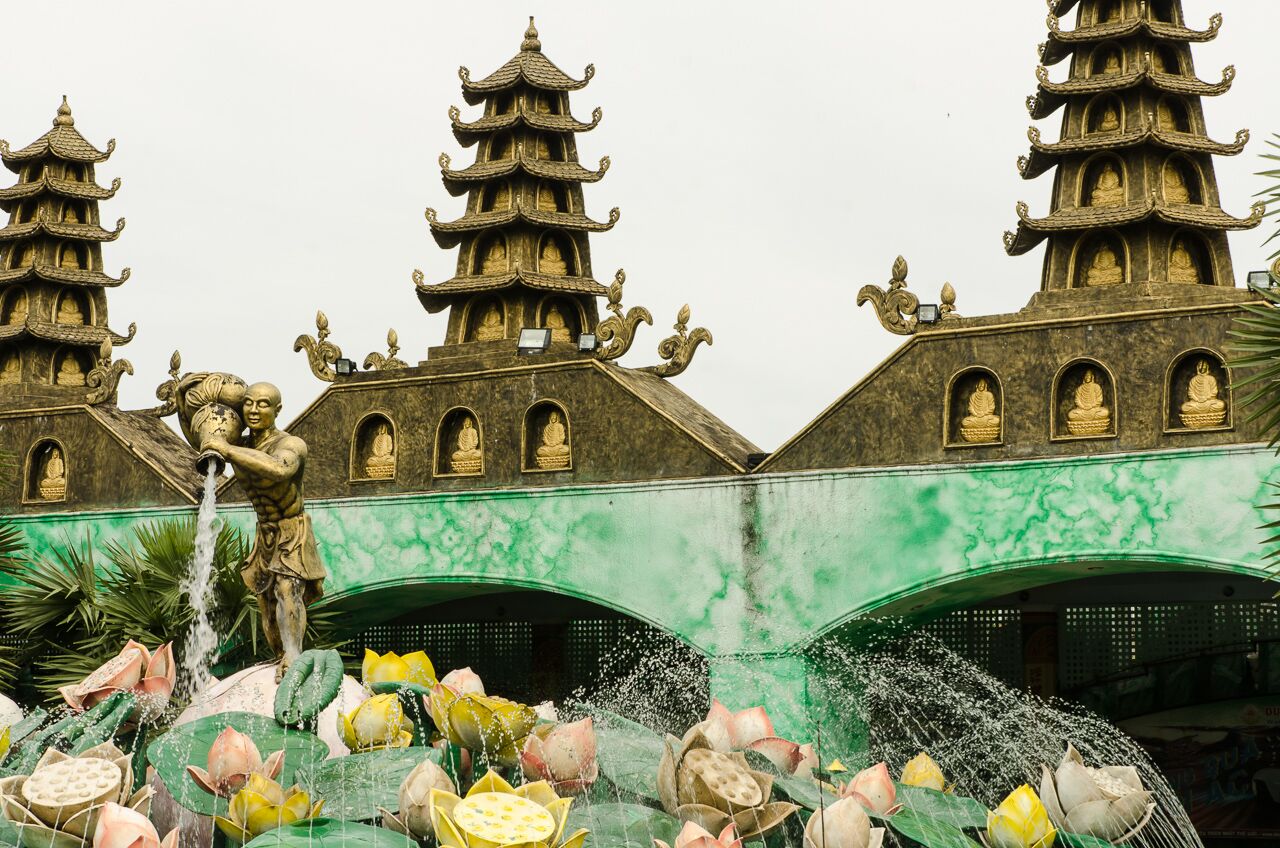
3,2,1275,450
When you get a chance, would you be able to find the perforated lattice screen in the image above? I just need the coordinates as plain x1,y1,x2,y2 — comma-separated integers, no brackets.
923,608,1025,689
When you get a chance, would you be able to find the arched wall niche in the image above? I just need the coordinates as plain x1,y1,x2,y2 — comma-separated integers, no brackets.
531,91,562,115
479,181,513,212
1089,43,1125,76
1052,359,1118,441
465,296,507,342
15,202,38,224
1147,0,1176,23
61,200,88,224
436,407,484,476
57,242,89,271
1079,154,1126,207
1151,44,1181,75
24,438,67,503
537,232,577,276
489,133,516,161
1157,97,1192,133
537,296,583,344
1167,231,1213,285
1162,155,1203,205
1072,232,1128,288
0,348,22,384
472,233,509,276
1085,95,1124,135
51,347,90,386
523,400,572,472
533,133,565,162
1,287,29,324
944,367,1004,448
1164,348,1230,433
350,412,397,482
535,181,568,213
53,288,90,325
491,92,516,116
1093,0,1126,25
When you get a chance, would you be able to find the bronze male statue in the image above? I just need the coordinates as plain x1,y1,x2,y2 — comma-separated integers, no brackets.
200,382,326,678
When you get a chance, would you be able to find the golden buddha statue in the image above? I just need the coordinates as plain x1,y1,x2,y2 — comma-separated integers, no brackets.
481,240,507,275
1101,51,1122,75
63,204,80,223
1084,243,1123,286
1095,104,1121,133
959,378,1001,444
536,184,558,211
1100,1,1122,22
449,417,483,474
486,183,510,211
474,302,505,341
39,446,66,501
1157,99,1188,132
0,353,20,384
6,291,28,324
1066,369,1112,436
363,423,395,479
59,245,81,270
540,240,568,275
545,304,571,342
1169,239,1200,284
55,354,85,386
534,410,571,469
1179,359,1226,429
56,294,86,325
1163,162,1191,204
492,136,514,160
1088,164,1124,207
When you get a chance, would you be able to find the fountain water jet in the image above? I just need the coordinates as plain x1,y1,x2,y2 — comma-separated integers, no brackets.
179,467,222,708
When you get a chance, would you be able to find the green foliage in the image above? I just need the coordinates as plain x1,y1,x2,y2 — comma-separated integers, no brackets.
1258,133,1280,263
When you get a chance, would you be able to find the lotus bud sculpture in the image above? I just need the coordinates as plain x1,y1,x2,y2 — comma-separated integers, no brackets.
803,796,885,848
1039,743,1155,844
338,693,415,751
427,681,538,766
702,699,818,777
654,821,744,848
838,762,902,815
0,743,154,846
427,769,588,848
656,723,798,841
186,726,286,798
214,773,323,845
439,666,486,695
93,801,178,848
59,640,175,721
900,752,948,792
984,785,1057,848
380,757,456,840
362,649,436,687
520,717,599,795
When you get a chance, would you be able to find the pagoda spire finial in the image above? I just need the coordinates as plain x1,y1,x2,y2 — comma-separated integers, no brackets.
54,95,74,127
521,16,541,52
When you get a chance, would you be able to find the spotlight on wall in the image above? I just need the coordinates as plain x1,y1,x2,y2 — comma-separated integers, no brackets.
517,328,552,355
334,358,357,377
577,333,598,353
917,304,941,324
1247,270,1275,288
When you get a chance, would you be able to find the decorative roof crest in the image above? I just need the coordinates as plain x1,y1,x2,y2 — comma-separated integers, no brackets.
857,256,957,335
521,16,541,52
86,337,133,405
293,310,344,382
595,269,653,362
364,328,409,371
646,303,712,379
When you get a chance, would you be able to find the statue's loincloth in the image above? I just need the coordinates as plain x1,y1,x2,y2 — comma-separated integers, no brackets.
242,513,326,604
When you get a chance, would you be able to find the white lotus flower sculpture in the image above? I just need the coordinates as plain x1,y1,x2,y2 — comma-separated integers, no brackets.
1039,744,1155,844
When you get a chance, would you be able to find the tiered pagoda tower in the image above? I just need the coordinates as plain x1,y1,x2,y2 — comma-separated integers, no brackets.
0,98,134,406
416,18,617,355
1005,0,1262,300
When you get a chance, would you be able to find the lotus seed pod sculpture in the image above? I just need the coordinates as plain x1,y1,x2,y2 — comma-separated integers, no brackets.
803,796,885,848
427,681,538,766
520,717,599,795
656,724,797,841
653,820,745,848
900,752,948,791
0,743,154,846
186,726,286,798
59,641,176,721
702,699,818,777
337,693,414,752
838,762,902,815
213,774,323,845
361,649,436,687
92,801,178,848
984,785,1057,848
379,757,456,840
427,770,588,848
1039,743,1155,844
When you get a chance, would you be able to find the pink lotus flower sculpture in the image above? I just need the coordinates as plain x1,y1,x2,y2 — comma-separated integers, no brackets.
838,763,903,816
93,801,179,848
59,641,176,720
186,726,286,798
702,699,818,777
439,667,485,695
653,821,744,848
520,717,599,795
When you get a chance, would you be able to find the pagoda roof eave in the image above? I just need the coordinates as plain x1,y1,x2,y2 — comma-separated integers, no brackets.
459,52,595,105
1029,65,1236,119
1003,199,1265,255
0,176,121,208
414,267,608,310
0,127,115,172
425,203,619,249
0,217,125,243
438,153,610,196
0,264,130,288
1040,14,1223,66
1018,125,1250,180
449,104,602,144
0,318,136,346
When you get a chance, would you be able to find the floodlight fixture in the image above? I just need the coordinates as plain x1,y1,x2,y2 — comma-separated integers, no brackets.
917,304,941,324
334,358,357,376
577,333,598,353
517,328,552,355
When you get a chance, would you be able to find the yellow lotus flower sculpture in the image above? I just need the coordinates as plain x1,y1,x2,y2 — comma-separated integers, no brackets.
901,752,949,792
363,650,436,687
429,769,588,848
427,682,537,766
985,785,1057,848
214,773,323,845
339,693,415,752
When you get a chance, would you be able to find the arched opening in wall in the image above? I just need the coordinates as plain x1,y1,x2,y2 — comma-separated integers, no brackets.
1094,0,1124,25
1150,45,1182,75
535,181,568,212
1085,95,1124,135
350,413,397,481
491,92,515,116
533,133,564,161
1165,348,1229,431
1156,97,1192,133
24,438,67,503
1090,43,1124,76
478,181,512,213
54,289,90,325
945,367,1003,448
1147,0,1176,23
1052,359,1117,439
1080,155,1126,207
536,232,576,276
23,164,42,183
1162,156,1203,205
1072,232,1127,287
347,588,708,732
489,133,515,161
472,233,509,277
435,407,484,476
523,400,571,472
0,348,22,384
8,243,36,269
538,296,582,344
465,296,507,342
52,347,90,386
61,201,88,224
531,92,562,115
15,202,38,224
57,242,89,271
1167,232,1213,285
61,164,84,183
1,287,29,324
